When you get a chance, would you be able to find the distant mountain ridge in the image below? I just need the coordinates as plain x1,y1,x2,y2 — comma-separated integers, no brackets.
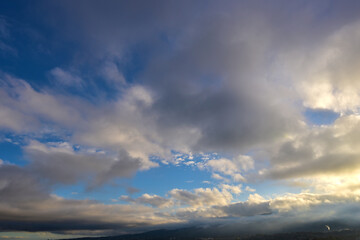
62,227,360,240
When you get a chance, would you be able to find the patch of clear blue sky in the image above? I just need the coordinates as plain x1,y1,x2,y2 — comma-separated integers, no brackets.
54,181,129,204
0,141,24,165
304,108,340,125
0,1,77,86
132,163,215,197
0,132,28,165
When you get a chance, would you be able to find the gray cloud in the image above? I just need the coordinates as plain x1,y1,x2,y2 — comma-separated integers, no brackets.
169,187,233,207
50,67,84,88
264,115,360,179
218,201,272,217
25,141,141,189
121,194,173,208
0,164,173,233
2,0,360,235
0,165,48,206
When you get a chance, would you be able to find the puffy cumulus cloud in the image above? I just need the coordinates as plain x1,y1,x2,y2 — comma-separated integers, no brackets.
278,19,360,114
203,155,254,182
169,194,269,221
122,184,243,211
213,190,360,220
0,74,161,168
263,185,360,227
0,74,80,132
220,184,242,195
163,184,360,221
262,115,360,180
169,187,233,207
72,84,165,169
120,194,173,208
270,191,360,213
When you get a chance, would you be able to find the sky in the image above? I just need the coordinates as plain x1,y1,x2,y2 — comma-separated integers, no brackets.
1,0,360,239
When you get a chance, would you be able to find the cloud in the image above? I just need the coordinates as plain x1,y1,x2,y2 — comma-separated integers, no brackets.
50,67,84,88
220,184,242,195
0,164,178,233
278,19,360,113
169,187,233,207
0,74,83,131
2,0,360,235
100,61,126,85
204,156,253,182
25,141,141,189
0,74,160,168
0,16,16,54
1,160,360,234
0,164,49,205
245,186,256,192
42,0,305,155
263,115,360,180
218,201,271,217
121,194,173,208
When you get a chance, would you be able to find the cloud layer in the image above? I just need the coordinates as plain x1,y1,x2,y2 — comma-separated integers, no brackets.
1,0,360,237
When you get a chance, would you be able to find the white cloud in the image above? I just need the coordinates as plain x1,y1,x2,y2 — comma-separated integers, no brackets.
245,186,256,192
121,194,173,208
211,173,228,181
280,21,360,114
263,115,360,180
205,156,252,182
169,187,233,207
220,184,242,194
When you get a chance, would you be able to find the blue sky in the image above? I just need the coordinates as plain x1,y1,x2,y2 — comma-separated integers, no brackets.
1,1,360,239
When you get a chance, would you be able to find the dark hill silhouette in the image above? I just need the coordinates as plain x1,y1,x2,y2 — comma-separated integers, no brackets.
62,227,360,240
